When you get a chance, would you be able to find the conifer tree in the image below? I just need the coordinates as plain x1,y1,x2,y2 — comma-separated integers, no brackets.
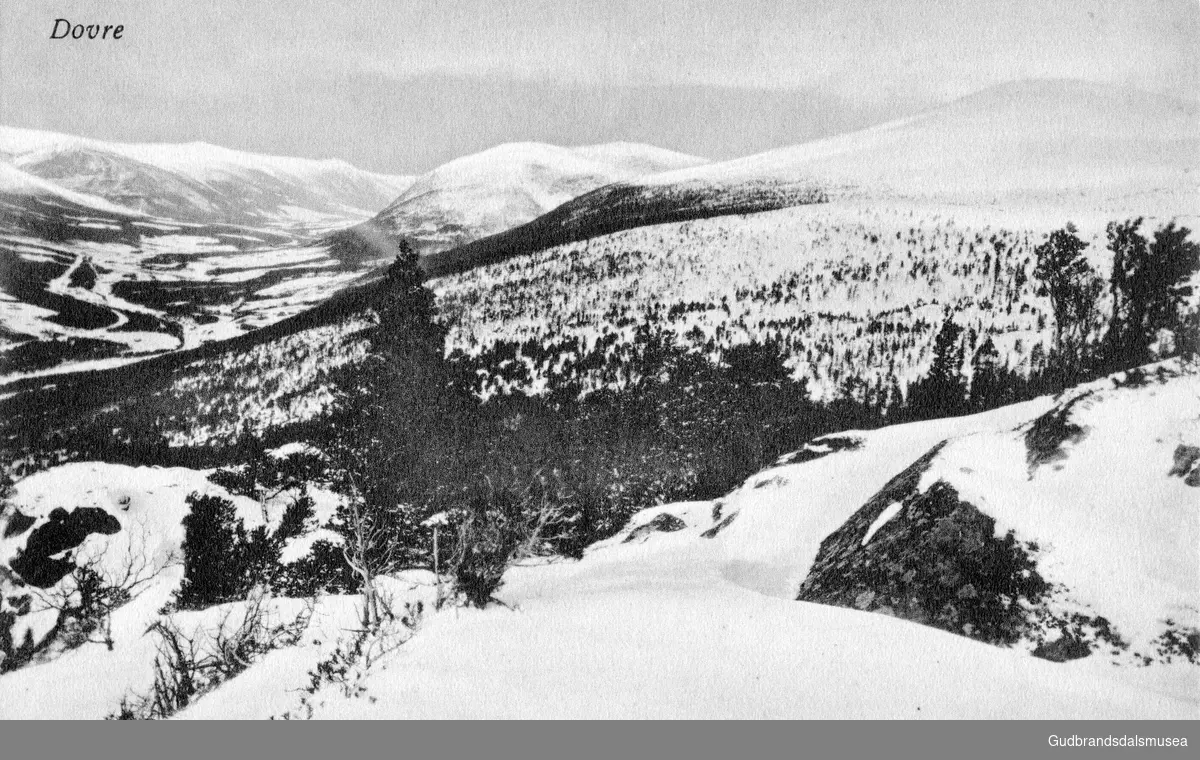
907,317,967,419
1033,223,1102,382
325,242,459,625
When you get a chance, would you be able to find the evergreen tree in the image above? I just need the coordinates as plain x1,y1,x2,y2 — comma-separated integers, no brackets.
324,243,463,624
1103,220,1199,368
907,317,967,419
1144,223,1200,359
1033,223,1102,382
1101,217,1147,369
968,335,1003,412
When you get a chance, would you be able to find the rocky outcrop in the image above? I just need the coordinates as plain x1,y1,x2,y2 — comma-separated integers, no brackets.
777,435,864,466
1169,444,1200,487
1023,392,1092,476
796,443,1125,660
8,507,121,587
2,510,36,539
624,512,686,543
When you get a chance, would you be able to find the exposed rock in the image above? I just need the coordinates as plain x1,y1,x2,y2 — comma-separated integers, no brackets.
1024,392,1092,476
2,510,36,539
623,512,686,543
779,435,864,466
701,510,738,539
1168,444,1200,487
1032,632,1093,662
799,441,1061,648
8,507,121,587
796,437,1140,662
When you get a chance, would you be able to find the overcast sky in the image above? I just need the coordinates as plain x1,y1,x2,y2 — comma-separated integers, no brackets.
2,0,1196,173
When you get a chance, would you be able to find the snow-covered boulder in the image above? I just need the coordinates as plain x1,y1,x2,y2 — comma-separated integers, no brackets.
789,363,1198,664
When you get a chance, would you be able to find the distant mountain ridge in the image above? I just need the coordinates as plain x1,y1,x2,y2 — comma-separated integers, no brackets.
0,126,414,226
642,79,1200,205
420,79,1199,278
363,141,709,255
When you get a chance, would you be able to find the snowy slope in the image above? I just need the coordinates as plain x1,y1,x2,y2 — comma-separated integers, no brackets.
0,162,143,218
368,141,708,253
0,126,414,225
720,361,1199,669
643,80,1199,211
0,461,347,718
181,358,1199,719
422,80,1194,280
3,365,1193,719
183,505,1194,719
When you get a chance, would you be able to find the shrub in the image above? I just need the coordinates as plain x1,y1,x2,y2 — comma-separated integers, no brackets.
177,493,277,609
112,590,313,719
446,475,572,608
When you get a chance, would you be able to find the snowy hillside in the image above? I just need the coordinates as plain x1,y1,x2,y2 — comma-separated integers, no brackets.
433,200,1167,403
721,362,1198,669
643,80,1200,213
421,80,1196,280
0,126,413,226
367,141,708,254
0,162,143,218
0,364,1194,718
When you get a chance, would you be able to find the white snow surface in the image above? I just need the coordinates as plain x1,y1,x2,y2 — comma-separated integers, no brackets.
0,125,412,223
861,502,903,547
643,80,1200,213
187,493,1195,719
2,367,1196,718
372,141,708,248
0,162,143,216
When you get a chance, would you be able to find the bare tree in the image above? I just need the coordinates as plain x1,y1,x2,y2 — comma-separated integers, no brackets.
28,520,177,655
115,590,314,719
447,471,574,607
339,473,404,630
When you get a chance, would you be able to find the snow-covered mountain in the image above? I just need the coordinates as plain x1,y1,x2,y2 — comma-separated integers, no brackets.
0,161,143,218
365,141,709,254
0,126,414,226
0,128,419,379
644,79,1200,209
425,80,1199,278
0,76,1195,719
1,363,1194,718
